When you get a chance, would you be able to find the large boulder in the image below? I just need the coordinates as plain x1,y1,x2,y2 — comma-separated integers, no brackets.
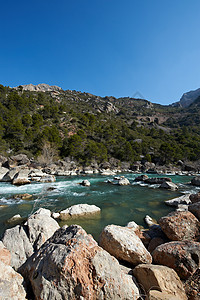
133,264,187,300
10,154,30,166
60,204,101,220
20,225,140,299
152,241,200,279
0,166,9,181
165,194,191,207
2,167,19,182
189,192,200,204
191,176,200,186
99,224,152,265
189,202,200,221
79,179,91,186
12,169,30,185
117,176,130,185
159,211,200,241
2,209,59,270
0,260,27,299
25,213,60,251
2,225,33,270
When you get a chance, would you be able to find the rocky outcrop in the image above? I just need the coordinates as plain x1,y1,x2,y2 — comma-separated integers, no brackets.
0,260,27,299
20,225,140,299
152,241,200,279
133,264,187,300
99,224,152,265
159,211,200,241
60,204,101,220
2,208,59,270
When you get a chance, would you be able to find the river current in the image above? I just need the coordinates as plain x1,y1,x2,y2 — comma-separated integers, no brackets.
0,173,198,240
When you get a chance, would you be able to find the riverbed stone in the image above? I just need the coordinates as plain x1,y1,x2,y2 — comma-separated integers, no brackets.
145,177,172,184
99,224,152,265
79,179,90,186
144,215,158,227
117,176,130,185
133,264,187,300
160,181,178,190
60,204,101,220
0,260,27,300
12,169,30,185
20,225,140,299
184,268,200,300
159,211,200,241
152,241,200,279
148,290,184,300
189,202,200,221
2,168,19,182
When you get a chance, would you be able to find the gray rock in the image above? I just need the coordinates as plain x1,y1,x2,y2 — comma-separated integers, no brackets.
144,215,158,227
160,181,178,190
99,224,152,265
26,214,60,251
189,202,200,221
12,169,30,185
60,204,101,220
2,168,19,182
32,207,51,217
2,225,33,270
20,225,140,299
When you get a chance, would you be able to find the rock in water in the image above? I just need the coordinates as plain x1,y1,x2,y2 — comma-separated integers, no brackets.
160,181,178,190
20,225,140,299
99,224,152,265
152,241,200,279
0,260,27,299
159,211,200,241
191,176,200,186
12,169,30,185
133,264,187,300
60,204,101,220
165,194,191,207
79,179,91,186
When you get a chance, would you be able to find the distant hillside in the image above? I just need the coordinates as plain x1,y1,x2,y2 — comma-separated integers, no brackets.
172,87,200,107
0,83,200,165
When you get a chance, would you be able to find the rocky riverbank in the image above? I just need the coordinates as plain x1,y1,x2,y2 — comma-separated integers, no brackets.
1,185,200,299
0,154,199,187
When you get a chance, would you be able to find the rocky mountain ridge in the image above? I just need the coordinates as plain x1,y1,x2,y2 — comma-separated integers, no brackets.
14,83,62,92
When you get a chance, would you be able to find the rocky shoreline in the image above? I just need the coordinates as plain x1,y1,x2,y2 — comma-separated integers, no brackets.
1,154,200,299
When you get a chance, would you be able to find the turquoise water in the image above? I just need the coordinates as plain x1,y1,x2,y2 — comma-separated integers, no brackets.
0,173,198,240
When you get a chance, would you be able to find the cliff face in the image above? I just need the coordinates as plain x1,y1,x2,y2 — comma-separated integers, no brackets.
173,87,200,107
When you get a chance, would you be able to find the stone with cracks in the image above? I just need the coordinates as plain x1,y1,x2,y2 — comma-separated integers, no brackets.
159,211,200,241
20,225,140,300
60,204,101,220
152,241,200,279
99,224,152,265
133,264,187,300
0,260,26,300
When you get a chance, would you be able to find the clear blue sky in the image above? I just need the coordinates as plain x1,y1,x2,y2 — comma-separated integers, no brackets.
1,0,200,104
